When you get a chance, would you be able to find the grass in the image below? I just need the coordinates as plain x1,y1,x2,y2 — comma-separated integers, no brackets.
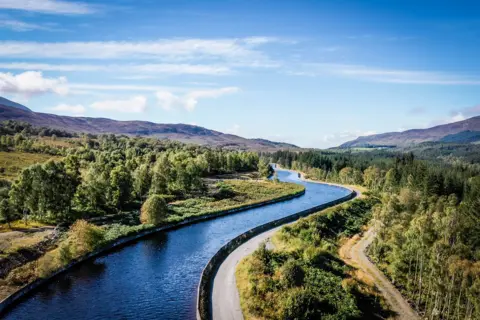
0,229,52,256
169,180,304,222
0,178,304,301
235,198,392,320
0,220,52,233
0,151,62,181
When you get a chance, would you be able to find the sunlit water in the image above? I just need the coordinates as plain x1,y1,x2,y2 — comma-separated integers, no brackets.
4,169,350,320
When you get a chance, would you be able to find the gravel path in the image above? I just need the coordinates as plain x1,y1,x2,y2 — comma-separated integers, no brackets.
343,228,420,320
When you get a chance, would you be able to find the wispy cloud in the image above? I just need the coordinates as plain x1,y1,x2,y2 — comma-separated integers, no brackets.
0,71,68,97
0,19,53,31
49,103,85,115
156,87,240,111
408,107,427,115
321,130,377,146
91,96,147,113
0,62,232,75
0,38,281,64
0,0,95,15
292,63,480,85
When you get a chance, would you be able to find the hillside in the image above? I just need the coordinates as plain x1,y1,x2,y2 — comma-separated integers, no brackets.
340,116,480,147
0,97,31,112
0,103,297,150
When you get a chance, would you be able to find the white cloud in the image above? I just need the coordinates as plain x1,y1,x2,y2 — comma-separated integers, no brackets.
322,130,377,145
0,19,51,31
293,63,480,85
226,124,241,135
452,105,480,118
0,62,231,75
156,87,240,111
0,0,94,15
70,83,180,93
0,71,68,97
49,103,85,115
90,96,147,113
0,38,280,63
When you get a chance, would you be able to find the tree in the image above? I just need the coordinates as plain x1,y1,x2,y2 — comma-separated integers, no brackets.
133,163,151,200
140,195,168,225
109,164,132,210
258,159,273,178
0,198,14,227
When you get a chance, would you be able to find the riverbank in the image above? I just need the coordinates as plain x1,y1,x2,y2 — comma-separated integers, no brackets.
198,172,356,320
0,179,305,316
234,197,392,320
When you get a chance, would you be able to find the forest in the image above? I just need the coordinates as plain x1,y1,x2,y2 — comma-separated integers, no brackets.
0,121,300,302
260,149,480,319
0,120,266,225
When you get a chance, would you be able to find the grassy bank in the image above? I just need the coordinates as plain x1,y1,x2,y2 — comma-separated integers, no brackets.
0,151,62,181
0,179,304,303
169,180,305,222
236,197,393,320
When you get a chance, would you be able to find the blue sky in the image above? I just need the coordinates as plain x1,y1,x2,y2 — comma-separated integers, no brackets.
0,0,479,147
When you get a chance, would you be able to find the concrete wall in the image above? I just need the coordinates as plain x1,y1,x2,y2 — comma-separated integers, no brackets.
0,188,305,316
196,190,356,320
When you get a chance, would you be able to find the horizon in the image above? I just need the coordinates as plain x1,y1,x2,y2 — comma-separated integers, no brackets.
1,0,480,148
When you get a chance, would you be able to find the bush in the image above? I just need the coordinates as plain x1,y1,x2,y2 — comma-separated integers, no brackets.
213,182,236,200
281,288,317,320
281,259,305,288
140,194,168,225
68,220,105,255
6,262,37,285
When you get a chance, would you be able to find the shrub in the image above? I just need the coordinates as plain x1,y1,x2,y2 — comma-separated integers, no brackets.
281,259,305,288
37,254,57,278
281,288,317,320
140,194,168,225
6,262,37,285
58,241,73,265
213,182,236,200
68,219,105,255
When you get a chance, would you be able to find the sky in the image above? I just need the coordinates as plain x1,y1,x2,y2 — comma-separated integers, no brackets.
0,0,479,148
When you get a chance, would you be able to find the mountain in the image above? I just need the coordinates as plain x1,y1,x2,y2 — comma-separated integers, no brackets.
0,102,297,150
340,116,480,148
439,130,480,143
0,97,31,112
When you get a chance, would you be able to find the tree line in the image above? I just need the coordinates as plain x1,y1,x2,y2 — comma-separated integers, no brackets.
264,149,480,319
0,124,267,225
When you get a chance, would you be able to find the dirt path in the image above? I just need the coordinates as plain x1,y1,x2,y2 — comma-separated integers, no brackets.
341,228,419,320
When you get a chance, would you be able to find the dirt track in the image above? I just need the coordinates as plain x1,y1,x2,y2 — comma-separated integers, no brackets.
341,228,419,320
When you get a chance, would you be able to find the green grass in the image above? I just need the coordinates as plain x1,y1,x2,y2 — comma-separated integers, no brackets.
168,180,304,222
236,198,392,320
0,151,62,181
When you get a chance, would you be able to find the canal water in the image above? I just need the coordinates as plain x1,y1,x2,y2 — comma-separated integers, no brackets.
4,169,350,320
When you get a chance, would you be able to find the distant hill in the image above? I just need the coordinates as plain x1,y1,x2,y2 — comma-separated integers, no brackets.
439,130,480,143
0,97,31,112
340,116,480,148
0,101,298,150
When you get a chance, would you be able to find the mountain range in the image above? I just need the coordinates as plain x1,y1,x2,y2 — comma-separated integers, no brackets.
340,116,480,148
0,97,297,150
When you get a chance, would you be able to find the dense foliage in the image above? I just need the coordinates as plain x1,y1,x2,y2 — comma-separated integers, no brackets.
237,199,391,319
0,121,260,224
265,149,480,319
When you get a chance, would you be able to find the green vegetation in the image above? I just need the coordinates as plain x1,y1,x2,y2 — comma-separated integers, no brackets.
236,199,391,320
169,180,304,222
140,195,169,225
0,121,305,301
0,151,62,181
264,149,480,318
